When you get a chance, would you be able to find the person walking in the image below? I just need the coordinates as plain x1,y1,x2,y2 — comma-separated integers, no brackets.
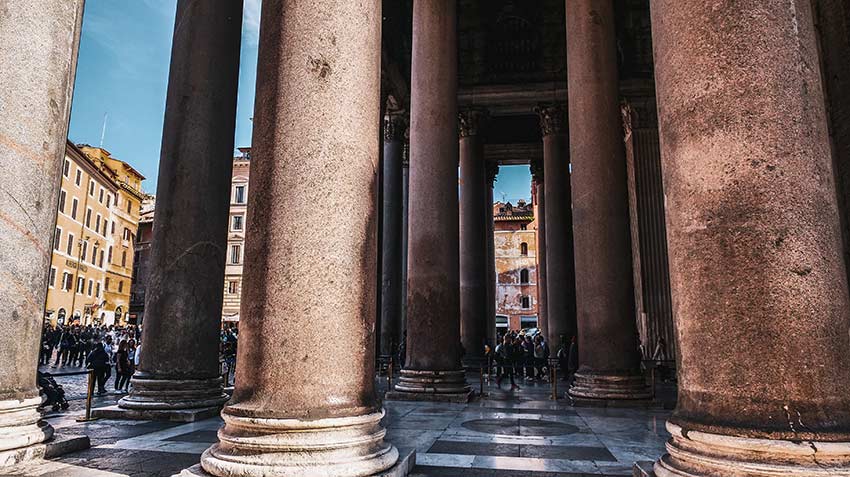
114,340,131,392
86,342,111,395
496,334,520,391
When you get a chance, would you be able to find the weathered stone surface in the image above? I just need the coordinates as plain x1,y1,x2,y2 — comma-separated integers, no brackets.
91,404,221,423
179,1,397,475
565,0,645,401
650,0,850,474
178,449,415,477
122,0,241,415
459,108,489,359
380,114,406,358
0,0,84,461
0,433,89,468
399,0,468,396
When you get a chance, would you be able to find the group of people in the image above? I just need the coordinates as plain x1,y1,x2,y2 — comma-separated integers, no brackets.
488,331,578,391
40,323,141,395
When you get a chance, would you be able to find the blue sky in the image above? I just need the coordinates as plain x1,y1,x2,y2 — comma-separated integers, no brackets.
67,0,530,202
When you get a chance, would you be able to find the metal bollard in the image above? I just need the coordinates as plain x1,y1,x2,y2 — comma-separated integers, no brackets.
387,357,393,389
479,366,484,396
76,369,98,422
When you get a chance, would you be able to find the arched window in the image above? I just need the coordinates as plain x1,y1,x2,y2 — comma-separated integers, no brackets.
521,295,531,309
520,269,529,284
520,242,528,256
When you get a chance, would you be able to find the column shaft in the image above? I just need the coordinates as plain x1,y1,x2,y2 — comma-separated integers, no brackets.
0,0,83,457
534,179,548,337
537,106,576,350
120,0,242,413
401,142,410,346
392,0,470,400
192,1,398,475
459,110,489,360
565,0,648,401
650,0,850,474
485,163,499,347
379,114,405,358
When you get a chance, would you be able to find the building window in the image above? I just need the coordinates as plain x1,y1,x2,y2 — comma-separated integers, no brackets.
228,281,237,294
105,277,110,291
121,250,127,267
63,160,70,178
520,223,527,230
85,208,92,228
91,244,98,265
232,215,243,231
71,198,78,220
98,188,104,203
49,268,57,288
106,194,111,208
99,250,104,268
521,295,531,309
76,276,85,294
234,185,246,204
81,241,88,261
62,272,73,291
53,227,61,250
66,233,74,255
87,279,93,296
126,200,132,214
111,221,115,235
89,180,95,196
107,246,113,264
95,282,101,297
95,214,101,234
75,169,82,186
230,244,241,264
118,281,124,293
520,242,528,256
58,190,66,214
123,227,131,241
520,269,529,284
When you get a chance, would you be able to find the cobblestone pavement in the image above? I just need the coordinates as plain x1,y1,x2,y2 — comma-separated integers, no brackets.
8,372,672,477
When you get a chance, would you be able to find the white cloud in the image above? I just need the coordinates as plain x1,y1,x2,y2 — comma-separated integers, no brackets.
242,0,262,46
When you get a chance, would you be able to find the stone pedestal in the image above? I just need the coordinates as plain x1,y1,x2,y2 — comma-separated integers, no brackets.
0,0,88,466
391,0,470,403
379,114,407,358
565,0,649,402
118,0,241,417
536,105,576,348
649,0,850,475
459,108,489,360
180,1,401,476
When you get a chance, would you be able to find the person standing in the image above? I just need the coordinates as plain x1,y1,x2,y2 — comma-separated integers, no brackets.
86,342,111,395
114,340,131,392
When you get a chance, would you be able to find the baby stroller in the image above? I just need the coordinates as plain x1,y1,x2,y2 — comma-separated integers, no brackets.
37,371,70,412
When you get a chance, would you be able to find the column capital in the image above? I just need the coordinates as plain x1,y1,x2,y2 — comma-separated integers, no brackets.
535,103,567,137
384,113,408,142
458,107,490,138
485,161,499,187
530,157,544,183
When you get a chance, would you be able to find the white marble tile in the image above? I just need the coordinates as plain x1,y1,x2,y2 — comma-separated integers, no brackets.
415,452,475,468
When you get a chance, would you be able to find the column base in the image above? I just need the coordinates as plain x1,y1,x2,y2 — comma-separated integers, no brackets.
0,396,53,454
190,408,398,477
652,422,850,477
568,370,652,403
0,433,90,468
118,375,229,412
175,449,415,477
91,404,221,422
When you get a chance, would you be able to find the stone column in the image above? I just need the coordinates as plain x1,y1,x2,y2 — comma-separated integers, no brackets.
646,1,850,475
401,138,410,343
0,0,85,462
379,114,406,358
184,1,399,476
530,161,548,337
118,0,241,418
459,108,489,360
390,0,471,402
536,105,576,351
565,0,648,402
485,162,499,347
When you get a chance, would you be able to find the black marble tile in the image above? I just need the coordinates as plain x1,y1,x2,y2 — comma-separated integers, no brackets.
519,444,616,461
428,440,520,457
164,429,219,443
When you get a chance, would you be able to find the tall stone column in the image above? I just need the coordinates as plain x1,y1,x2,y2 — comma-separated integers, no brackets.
530,161,548,337
184,1,399,476
564,0,649,402
485,162,499,346
0,0,85,462
380,114,407,358
118,0,241,418
459,108,489,360
536,105,576,351
647,1,850,475
391,0,471,402
401,138,410,342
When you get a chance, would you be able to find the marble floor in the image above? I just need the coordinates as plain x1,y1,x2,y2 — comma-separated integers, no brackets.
7,374,671,476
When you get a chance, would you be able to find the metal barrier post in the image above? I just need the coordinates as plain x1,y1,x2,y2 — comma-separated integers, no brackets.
479,365,484,395
76,369,98,422
387,356,393,389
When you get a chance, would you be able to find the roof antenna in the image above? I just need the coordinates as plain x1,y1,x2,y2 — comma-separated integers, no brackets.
99,112,108,148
